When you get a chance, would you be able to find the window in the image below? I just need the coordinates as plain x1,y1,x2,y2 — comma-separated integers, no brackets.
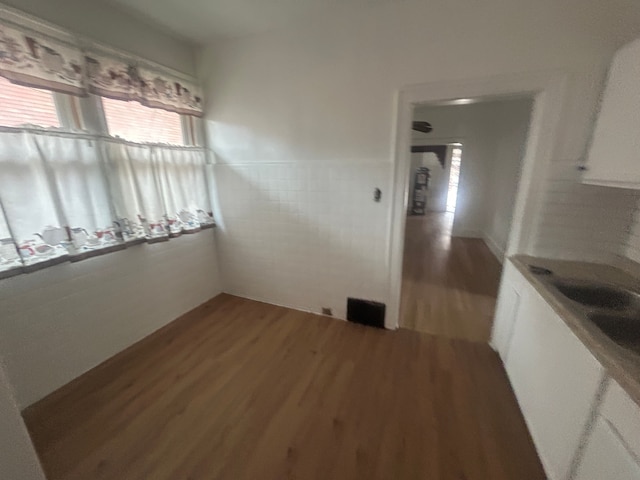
0,76,60,128
102,97,184,145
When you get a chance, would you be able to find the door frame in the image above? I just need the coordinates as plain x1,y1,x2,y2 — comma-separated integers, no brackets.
385,71,568,330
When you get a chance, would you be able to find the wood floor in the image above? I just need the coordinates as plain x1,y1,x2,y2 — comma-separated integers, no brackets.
400,212,503,342
24,294,545,480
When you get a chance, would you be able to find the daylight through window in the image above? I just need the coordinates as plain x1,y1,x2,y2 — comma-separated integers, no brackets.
102,97,184,145
0,76,60,128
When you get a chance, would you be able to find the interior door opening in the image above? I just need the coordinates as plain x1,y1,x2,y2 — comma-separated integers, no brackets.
446,146,462,213
399,95,534,342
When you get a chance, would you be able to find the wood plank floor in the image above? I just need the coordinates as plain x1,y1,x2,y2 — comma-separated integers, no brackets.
24,294,545,480
400,212,503,342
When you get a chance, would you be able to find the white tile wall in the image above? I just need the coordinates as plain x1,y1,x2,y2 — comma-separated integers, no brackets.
213,161,392,319
0,230,222,408
533,160,640,263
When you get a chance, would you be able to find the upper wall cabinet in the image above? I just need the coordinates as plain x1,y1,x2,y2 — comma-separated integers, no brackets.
583,38,640,188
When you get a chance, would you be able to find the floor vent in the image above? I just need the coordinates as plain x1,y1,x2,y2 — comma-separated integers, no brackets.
347,298,385,329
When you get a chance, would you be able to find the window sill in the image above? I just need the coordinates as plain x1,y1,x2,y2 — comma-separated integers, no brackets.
2,224,216,279
69,242,127,262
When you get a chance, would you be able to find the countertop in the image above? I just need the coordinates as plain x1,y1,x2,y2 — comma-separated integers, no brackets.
511,254,640,408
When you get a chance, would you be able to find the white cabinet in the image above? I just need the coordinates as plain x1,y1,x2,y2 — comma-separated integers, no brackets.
505,285,605,480
600,379,640,459
576,378,640,480
575,417,640,480
584,38,640,188
491,261,523,360
491,260,527,358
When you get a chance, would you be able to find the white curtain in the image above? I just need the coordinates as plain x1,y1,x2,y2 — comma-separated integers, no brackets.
0,131,69,267
105,141,213,238
0,129,212,273
153,147,213,233
104,140,168,240
36,134,116,254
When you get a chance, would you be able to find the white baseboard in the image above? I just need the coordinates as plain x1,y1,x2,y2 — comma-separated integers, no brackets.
483,233,505,264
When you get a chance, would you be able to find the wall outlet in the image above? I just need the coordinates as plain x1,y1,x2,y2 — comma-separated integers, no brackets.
321,307,333,316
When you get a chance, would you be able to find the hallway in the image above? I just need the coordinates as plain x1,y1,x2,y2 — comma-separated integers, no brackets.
399,212,503,342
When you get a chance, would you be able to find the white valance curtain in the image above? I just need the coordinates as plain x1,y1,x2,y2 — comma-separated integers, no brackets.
0,15,203,116
0,129,214,276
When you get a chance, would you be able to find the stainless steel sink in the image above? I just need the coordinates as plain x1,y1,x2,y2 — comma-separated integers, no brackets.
587,313,640,354
552,281,640,310
535,273,640,355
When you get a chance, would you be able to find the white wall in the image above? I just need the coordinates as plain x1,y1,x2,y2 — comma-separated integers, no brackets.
0,0,196,74
198,0,640,319
0,363,46,479
484,100,534,257
0,231,222,408
212,161,390,319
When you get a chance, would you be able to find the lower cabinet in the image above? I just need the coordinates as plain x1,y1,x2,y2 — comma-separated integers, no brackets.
494,260,640,480
496,264,605,480
576,379,640,480
575,416,640,480
491,261,524,360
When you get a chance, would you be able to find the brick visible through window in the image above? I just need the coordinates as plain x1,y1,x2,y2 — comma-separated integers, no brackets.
102,97,183,145
0,76,60,128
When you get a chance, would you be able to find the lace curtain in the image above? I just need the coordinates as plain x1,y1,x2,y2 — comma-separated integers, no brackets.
0,129,214,276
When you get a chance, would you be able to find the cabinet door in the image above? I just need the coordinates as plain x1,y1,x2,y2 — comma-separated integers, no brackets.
575,417,640,480
584,38,640,187
491,261,525,360
491,282,520,361
505,288,605,480
600,379,640,462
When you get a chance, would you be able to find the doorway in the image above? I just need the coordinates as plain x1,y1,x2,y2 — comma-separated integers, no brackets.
398,97,534,342
446,146,462,213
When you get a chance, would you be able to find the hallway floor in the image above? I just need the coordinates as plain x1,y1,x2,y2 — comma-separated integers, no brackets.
399,212,502,342
24,294,544,480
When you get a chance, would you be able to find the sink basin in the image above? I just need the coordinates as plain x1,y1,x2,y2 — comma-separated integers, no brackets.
547,278,640,355
552,282,640,310
587,313,640,354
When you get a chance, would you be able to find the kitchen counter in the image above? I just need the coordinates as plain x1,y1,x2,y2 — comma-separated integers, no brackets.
511,255,640,408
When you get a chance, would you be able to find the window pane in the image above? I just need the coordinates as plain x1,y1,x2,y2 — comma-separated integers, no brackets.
0,76,60,128
102,97,184,145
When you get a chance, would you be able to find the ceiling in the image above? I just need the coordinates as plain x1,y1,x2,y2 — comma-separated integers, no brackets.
105,0,640,47
104,0,357,44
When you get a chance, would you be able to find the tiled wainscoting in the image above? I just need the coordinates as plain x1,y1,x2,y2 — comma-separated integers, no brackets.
213,161,392,319
0,230,222,408
533,161,640,263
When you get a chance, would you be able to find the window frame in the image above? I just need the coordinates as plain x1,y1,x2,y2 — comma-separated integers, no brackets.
0,77,203,146
97,96,201,146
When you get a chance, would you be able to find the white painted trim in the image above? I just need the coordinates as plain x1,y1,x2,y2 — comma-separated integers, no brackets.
411,136,465,146
386,71,568,330
222,291,346,320
483,233,505,264
582,179,640,190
